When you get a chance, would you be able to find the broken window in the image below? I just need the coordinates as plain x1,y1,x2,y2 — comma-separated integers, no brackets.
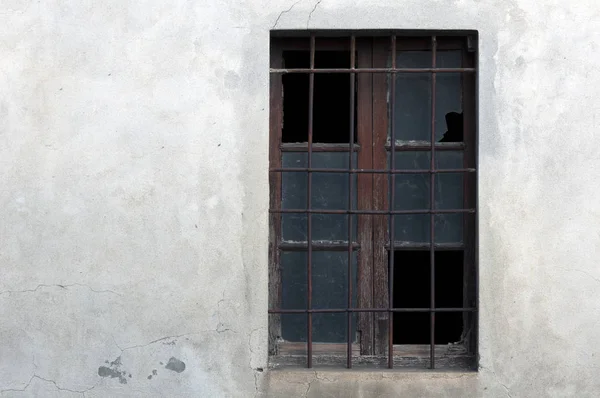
269,33,478,370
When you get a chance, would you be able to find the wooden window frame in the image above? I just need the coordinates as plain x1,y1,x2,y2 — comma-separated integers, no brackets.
269,32,478,370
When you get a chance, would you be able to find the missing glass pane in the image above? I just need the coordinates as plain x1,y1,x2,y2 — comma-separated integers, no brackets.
391,250,464,344
282,50,357,143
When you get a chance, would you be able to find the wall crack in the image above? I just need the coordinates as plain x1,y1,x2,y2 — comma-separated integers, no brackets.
0,374,99,397
272,0,304,29
0,283,121,297
306,0,323,29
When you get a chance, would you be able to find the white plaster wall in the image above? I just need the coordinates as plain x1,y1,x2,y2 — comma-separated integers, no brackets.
0,0,599,397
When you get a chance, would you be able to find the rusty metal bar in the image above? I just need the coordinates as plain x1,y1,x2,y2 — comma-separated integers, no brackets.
429,35,437,370
306,34,315,369
386,143,465,151
384,242,464,250
388,35,397,369
280,142,465,151
281,143,361,152
279,242,360,251
269,308,476,314
271,208,475,215
279,241,464,251
271,167,476,174
347,35,356,369
270,67,476,74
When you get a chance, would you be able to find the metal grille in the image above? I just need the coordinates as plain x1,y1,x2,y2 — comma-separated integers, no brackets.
269,33,477,369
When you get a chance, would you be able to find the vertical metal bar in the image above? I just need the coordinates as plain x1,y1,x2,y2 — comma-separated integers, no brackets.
388,35,396,369
347,35,356,369
429,35,437,369
307,35,315,369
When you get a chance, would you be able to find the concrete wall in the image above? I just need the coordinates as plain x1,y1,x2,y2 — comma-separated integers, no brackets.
1,0,599,396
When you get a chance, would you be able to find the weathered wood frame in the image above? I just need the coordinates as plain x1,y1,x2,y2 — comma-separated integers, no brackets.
268,33,478,370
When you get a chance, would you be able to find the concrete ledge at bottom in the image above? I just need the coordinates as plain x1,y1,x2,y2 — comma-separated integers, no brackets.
261,369,482,398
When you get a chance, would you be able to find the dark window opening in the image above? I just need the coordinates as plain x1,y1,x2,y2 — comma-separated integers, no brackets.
391,250,464,344
282,50,357,143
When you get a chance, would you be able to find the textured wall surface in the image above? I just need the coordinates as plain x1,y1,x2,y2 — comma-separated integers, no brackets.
1,0,599,397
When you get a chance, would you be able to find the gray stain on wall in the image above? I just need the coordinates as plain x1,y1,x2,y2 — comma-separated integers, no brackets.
165,357,186,373
98,356,128,384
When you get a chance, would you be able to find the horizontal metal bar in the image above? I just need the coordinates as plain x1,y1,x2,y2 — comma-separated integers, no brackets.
279,241,359,251
281,143,360,152
385,242,465,250
387,143,465,151
281,143,465,152
270,67,476,74
270,167,476,174
271,209,475,215
269,308,476,314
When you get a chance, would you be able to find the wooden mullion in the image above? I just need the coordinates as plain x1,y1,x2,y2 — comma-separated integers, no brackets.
356,38,374,355
372,37,390,356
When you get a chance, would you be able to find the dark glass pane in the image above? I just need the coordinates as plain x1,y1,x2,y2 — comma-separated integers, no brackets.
390,151,463,208
281,251,358,343
281,152,357,242
392,215,463,244
389,151,463,243
313,313,356,346
436,50,462,68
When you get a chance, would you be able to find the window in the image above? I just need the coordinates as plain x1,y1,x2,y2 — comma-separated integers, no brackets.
269,32,477,370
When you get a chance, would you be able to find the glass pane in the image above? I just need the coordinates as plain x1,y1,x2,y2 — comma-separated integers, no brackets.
281,152,357,242
437,50,462,68
313,313,357,345
281,251,308,311
280,251,358,343
390,151,463,209
393,214,463,244
390,50,463,142
435,213,463,243
389,151,463,243
392,71,431,142
281,214,357,242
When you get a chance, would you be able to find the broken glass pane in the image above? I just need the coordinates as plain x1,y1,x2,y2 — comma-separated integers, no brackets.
389,50,462,142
